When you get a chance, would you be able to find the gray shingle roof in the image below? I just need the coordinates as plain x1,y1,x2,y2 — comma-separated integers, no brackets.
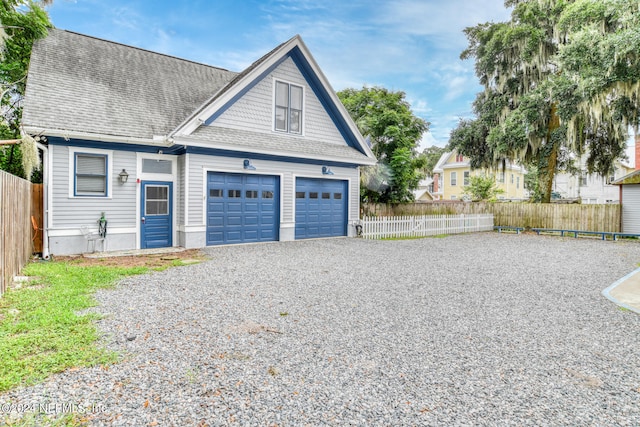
23,29,237,139
188,125,373,163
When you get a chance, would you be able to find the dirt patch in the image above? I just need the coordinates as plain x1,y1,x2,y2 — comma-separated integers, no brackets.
226,320,282,335
54,249,208,269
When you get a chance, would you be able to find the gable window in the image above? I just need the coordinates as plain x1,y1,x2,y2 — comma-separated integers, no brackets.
275,80,303,134
455,154,464,162
75,153,107,196
450,171,457,186
463,171,470,186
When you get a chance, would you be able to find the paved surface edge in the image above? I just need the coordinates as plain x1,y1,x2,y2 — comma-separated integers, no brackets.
602,267,640,314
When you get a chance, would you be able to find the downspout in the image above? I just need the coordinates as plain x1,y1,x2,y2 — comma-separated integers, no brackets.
619,184,623,233
35,141,50,260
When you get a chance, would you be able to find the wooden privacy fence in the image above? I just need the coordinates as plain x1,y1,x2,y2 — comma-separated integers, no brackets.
0,171,32,297
362,202,620,233
361,214,494,240
31,183,43,253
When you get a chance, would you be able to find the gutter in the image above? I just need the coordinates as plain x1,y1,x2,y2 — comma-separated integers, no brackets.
22,127,174,147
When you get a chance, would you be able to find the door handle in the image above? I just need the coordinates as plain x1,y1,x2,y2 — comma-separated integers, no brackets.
141,217,145,224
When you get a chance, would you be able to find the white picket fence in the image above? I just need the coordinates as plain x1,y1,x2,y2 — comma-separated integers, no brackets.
360,214,494,240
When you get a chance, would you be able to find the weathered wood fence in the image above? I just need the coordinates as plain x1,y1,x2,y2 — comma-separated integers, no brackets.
361,214,494,239
0,171,32,296
31,183,43,253
362,202,620,233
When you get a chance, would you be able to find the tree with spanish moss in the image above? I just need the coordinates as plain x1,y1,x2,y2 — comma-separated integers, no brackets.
0,0,52,180
449,0,640,202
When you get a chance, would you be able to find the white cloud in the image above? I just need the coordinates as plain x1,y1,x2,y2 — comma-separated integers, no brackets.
444,76,470,101
376,0,511,47
410,99,433,116
419,131,444,150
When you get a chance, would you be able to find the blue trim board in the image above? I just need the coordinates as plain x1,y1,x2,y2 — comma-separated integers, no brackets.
204,54,289,126
47,136,361,168
185,146,360,168
602,267,640,314
288,47,363,154
48,136,185,155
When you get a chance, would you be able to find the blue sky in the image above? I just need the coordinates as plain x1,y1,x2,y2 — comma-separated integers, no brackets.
45,0,512,150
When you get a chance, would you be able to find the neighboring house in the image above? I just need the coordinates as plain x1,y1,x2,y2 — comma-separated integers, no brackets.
611,136,640,232
432,150,527,200
612,169,640,233
22,30,376,256
553,158,632,204
413,177,435,201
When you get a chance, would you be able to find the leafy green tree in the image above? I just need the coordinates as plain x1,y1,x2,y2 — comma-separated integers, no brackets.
0,0,52,180
462,174,504,202
338,86,429,203
450,0,640,203
419,145,447,177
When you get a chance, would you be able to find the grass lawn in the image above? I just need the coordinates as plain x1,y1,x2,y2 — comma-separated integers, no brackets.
0,250,206,396
0,262,149,394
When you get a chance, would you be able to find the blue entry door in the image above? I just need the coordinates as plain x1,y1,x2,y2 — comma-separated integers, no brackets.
141,181,173,249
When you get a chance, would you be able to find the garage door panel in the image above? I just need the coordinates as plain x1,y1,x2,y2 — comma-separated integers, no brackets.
226,231,242,243
261,215,275,224
245,203,259,212
227,202,242,212
207,172,280,245
227,215,242,226
244,230,258,240
208,204,222,212
295,178,347,239
244,215,259,226
209,217,223,227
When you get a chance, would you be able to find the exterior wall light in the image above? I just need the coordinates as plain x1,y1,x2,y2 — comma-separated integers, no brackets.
118,168,129,184
243,159,256,170
322,166,334,175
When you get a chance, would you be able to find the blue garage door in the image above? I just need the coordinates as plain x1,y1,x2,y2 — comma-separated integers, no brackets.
207,172,279,245
295,178,347,239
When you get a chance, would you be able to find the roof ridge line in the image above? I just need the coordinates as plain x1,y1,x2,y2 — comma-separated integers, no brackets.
55,28,234,73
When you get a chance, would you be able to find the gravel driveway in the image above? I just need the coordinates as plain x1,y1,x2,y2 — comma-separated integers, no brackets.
2,233,640,426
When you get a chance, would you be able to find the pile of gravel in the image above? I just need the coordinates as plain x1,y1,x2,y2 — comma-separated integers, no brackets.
2,233,640,425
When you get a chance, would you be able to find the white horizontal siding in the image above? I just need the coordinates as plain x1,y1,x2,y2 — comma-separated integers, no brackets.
51,145,137,229
186,153,359,227
212,57,346,145
622,185,640,233
177,155,185,225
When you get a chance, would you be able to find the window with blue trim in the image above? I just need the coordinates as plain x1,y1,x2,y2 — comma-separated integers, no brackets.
275,81,303,134
75,153,107,196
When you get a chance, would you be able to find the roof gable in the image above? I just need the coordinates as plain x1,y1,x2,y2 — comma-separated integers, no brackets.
612,169,640,185
23,30,375,163
171,35,374,159
433,151,453,173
